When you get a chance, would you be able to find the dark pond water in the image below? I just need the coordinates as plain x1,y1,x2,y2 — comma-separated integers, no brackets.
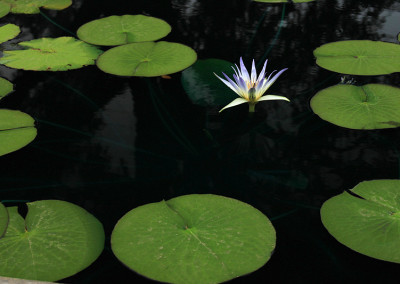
1,0,400,283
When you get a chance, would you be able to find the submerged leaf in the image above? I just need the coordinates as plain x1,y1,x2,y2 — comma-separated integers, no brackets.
0,37,103,71
77,15,171,46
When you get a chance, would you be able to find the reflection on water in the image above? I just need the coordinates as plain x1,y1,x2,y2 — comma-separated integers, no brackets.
1,0,400,283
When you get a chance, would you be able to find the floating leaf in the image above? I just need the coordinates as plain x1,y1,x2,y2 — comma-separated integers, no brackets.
254,0,315,2
97,41,197,77
0,0,71,14
77,15,171,46
314,40,400,75
0,109,37,156
0,203,8,239
0,2,10,18
0,77,13,99
0,24,20,44
0,200,105,281
0,37,103,71
321,180,400,263
181,58,238,107
310,84,400,130
111,194,276,284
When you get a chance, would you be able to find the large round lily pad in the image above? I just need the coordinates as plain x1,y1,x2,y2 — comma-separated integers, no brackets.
0,37,103,71
0,203,8,239
0,77,13,99
77,15,171,46
0,2,10,18
96,41,197,77
111,194,276,284
0,200,105,281
181,58,237,107
0,0,71,14
314,40,400,75
0,109,37,156
321,180,400,263
0,24,20,44
254,0,315,2
310,84,400,130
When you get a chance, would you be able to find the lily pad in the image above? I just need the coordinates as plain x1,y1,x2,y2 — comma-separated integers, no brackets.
111,194,276,284
314,40,400,75
97,41,197,77
0,200,105,281
0,203,8,239
0,109,37,156
254,0,315,2
0,77,13,99
321,180,400,263
0,37,103,71
0,2,10,18
181,58,237,107
0,24,20,44
77,15,171,46
0,0,71,14
310,84,400,130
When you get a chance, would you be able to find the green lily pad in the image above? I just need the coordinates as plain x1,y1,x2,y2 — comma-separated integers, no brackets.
0,109,37,156
181,58,237,107
310,84,400,130
0,24,20,44
0,37,103,71
0,0,71,14
0,2,10,18
254,0,315,2
77,15,171,46
0,77,13,99
111,194,276,284
314,40,400,75
0,203,8,239
321,180,400,263
0,200,105,281
96,41,197,77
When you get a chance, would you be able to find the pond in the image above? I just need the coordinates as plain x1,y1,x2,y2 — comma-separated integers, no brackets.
1,0,400,283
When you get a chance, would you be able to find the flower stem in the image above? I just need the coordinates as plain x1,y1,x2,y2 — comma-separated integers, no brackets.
248,103,256,112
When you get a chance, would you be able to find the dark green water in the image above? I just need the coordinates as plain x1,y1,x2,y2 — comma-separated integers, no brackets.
1,0,400,283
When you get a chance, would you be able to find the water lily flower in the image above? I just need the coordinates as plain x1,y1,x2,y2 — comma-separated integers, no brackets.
214,57,289,112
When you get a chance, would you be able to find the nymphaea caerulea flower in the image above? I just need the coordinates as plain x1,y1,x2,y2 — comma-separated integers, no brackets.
214,57,289,112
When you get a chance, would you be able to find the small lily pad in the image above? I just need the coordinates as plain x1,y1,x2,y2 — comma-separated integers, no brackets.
0,37,103,71
0,0,71,14
0,200,105,281
0,109,37,156
0,203,8,239
0,77,13,99
181,58,237,107
96,41,197,77
111,194,276,284
314,40,400,75
0,2,10,18
0,24,20,44
310,84,400,130
321,180,400,263
77,15,171,46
